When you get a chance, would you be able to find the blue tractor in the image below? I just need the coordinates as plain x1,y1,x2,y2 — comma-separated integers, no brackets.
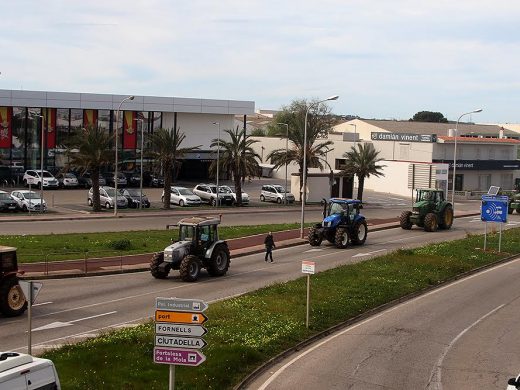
308,198,368,249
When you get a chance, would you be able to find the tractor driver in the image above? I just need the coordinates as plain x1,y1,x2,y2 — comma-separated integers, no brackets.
330,202,347,215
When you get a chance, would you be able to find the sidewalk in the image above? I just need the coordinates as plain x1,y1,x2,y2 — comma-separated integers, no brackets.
18,218,404,279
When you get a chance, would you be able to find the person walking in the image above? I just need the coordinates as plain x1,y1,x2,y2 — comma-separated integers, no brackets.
264,232,275,262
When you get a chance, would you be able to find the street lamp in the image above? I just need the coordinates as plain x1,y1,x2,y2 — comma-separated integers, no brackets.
451,108,483,211
134,117,145,209
30,113,45,213
277,122,289,205
300,95,339,238
212,122,221,207
114,95,134,216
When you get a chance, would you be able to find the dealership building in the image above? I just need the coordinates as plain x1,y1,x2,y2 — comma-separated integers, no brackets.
0,89,254,180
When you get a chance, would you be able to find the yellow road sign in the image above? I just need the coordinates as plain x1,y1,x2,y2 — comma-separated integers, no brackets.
155,310,208,325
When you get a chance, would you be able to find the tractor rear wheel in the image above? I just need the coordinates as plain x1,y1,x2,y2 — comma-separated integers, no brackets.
439,205,454,229
351,220,368,245
0,277,27,317
334,227,349,249
207,244,230,276
424,213,438,232
508,206,514,214
308,227,323,246
150,252,170,279
179,255,201,282
400,211,413,230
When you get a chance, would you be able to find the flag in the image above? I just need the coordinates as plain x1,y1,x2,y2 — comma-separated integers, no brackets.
0,107,12,148
83,109,98,128
45,108,57,148
123,111,137,149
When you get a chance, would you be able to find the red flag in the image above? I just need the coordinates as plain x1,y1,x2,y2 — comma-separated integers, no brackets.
46,108,57,148
83,109,98,128
123,111,137,149
0,107,12,148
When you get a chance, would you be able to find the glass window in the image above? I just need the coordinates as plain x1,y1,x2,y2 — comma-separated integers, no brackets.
152,112,162,132
98,110,110,133
70,109,83,133
26,108,41,170
11,108,25,169
56,109,69,146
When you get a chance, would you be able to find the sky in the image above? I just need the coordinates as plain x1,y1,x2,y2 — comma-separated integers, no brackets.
2,0,520,123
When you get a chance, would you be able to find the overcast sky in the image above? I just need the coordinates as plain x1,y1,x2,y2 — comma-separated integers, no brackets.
2,1,519,123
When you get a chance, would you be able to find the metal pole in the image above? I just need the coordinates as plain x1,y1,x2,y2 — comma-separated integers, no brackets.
277,123,289,205
115,96,134,217
213,122,220,207
499,222,502,252
306,274,310,329
484,222,487,251
169,365,175,390
40,114,44,214
27,281,33,355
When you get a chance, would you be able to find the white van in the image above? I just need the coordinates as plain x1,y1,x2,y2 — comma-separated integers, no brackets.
0,352,61,390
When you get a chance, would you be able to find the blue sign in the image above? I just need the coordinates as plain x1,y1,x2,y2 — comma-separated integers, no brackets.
481,195,509,223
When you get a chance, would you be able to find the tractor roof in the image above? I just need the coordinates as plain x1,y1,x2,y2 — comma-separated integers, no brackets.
329,198,362,204
416,188,442,192
0,246,17,253
178,216,221,227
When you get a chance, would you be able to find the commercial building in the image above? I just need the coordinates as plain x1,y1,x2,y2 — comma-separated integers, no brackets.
0,89,254,181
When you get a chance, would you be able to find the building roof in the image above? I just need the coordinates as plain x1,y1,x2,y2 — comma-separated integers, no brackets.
359,119,518,138
437,136,520,144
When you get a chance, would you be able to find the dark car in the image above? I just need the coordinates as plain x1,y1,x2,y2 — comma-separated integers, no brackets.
119,188,150,208
77,172,106,188
126,172,141,187
0,191,19,212
150,175,164,188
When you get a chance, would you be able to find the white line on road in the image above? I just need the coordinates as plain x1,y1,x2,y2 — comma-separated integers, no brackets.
352,249,387,258
33,311,117,331
33,302,52,307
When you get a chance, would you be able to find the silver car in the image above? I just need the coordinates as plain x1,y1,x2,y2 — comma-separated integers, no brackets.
192,184,234,206
162,186,202,207
88,186,128,209
260,184,295,204
220,185,249,205
11,190,47,212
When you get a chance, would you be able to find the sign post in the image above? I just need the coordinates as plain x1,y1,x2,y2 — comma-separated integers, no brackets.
301,261,315,329
481,195,508,251
19,280,43,355
154,298,208,390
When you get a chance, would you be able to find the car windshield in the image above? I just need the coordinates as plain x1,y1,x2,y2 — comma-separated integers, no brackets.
273,185,286,193
126,189,142,196
178,188,194,196
0,193,11,200
65,173,76,178
179,225,195,241
105,188,116,197
42,171,53,178
24,192,40,199
220,186,232,193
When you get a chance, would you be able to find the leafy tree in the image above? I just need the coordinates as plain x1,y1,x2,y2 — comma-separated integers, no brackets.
410,111,448,123
149,128,200,209
209,126,261,206
341,143,385,202
266,99,335,201
250,128,266,137
65,125,113,212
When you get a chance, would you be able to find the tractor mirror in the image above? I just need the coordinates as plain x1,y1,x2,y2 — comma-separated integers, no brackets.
358,204,363,209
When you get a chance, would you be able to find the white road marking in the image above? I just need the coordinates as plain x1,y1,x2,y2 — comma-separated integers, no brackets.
304,249,324,253
33,301,52,307
33,311,117,331
352,249,387,258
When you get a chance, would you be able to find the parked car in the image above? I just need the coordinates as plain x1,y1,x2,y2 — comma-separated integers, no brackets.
162,186,202,207
150,175,164,188
10,190,47,212
0,191,19,212
0,351,61,389
192,183,234,206
508,374,520,390
119,188,150,208
220,185,249,205
77,172,106,188
126,172,142,187
88,186,128,209
22,170,59,189
260,184,295,204
103,172,127,187
56,172,79,188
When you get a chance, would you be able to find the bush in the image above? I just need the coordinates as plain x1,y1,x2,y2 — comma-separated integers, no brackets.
107,239,132,250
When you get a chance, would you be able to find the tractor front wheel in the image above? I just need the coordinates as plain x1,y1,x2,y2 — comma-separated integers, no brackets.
351,220,368,245
150,252,170,279
179,255,201,282
334,227,349,249
424,213,438,232
207,244,230,276
439,205,454,229
0,277,27,317
308,227,323,246
400,211,413,230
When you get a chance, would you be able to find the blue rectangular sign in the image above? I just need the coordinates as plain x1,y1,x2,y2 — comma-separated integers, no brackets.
481,195,509,223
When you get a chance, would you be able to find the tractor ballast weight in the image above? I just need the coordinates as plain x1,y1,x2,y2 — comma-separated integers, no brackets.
0,246,27,317
150,216,230,282
308,198,368,249
400,189,454,232
508,192,520,214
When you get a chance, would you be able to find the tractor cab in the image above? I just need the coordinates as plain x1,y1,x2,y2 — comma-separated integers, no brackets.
401,189,453,232
323,198,362,227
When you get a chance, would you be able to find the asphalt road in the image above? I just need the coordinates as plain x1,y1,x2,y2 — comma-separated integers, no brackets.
2,213,518,359
250,257,520,390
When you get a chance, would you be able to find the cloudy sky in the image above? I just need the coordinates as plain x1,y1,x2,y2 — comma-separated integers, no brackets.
2,1,519,123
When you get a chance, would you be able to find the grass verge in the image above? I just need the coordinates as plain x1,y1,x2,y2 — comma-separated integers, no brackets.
0,223,306,263
42,228,520,389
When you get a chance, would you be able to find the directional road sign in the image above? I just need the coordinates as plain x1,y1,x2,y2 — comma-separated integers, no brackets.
154,347,206,366
155,297,208,312
155,335,207,349
155,323,207,337
481,195,509,223
155,310,208,325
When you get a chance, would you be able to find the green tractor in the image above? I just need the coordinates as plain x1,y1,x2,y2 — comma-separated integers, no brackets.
508,191,520,214
400,189,454,232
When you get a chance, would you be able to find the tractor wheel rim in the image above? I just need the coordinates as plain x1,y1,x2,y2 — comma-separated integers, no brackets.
189,263,198,277
358,224,367,240
8,285,25,311
216,253,225,270
446,210,453,225
341,233,348,245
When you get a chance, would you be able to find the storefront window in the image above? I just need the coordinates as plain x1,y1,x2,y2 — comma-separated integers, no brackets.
56,109,69,146
26,108,41,170
11,108,25,169
152,112,162,132
98,110,110,133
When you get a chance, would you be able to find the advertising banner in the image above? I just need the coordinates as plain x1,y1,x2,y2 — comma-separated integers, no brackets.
0,107,12,148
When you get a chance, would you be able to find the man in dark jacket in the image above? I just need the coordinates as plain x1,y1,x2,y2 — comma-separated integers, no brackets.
264,232,275,262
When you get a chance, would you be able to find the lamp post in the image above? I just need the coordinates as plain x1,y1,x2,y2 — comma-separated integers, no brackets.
114,95,135,216
134,117,144,209
277,122,289,205
451,108,483,211
212,122,221,207
300,95,339,238
31,113,45,213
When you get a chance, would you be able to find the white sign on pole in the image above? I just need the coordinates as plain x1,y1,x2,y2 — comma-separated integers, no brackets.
19,281,43,304
301,261,315,274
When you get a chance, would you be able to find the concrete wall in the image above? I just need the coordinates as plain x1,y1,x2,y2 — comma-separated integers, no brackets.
291,173,332,202
363,160,411,197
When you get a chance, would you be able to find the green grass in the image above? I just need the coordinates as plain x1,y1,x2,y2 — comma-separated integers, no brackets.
42,228,520,389
0,223,306,263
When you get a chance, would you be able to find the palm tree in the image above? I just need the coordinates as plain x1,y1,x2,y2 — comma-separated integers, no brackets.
209,126,260,206
66,125,113,211
341,143,385,202
149,127,200,209
266,100,335,201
